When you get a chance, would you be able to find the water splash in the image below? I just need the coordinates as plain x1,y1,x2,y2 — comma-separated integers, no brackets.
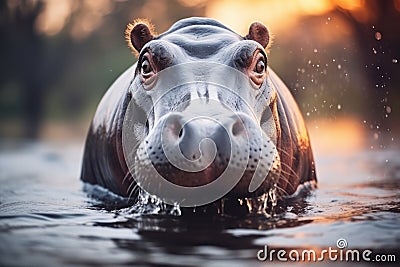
242,185,278,217
170,202,182,216
125,190,185,217
217,198,225,215
123,182,283,218
268,186,278,214
127,190,169,215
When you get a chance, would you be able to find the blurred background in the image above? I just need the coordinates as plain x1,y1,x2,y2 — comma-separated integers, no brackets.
1,0,399,152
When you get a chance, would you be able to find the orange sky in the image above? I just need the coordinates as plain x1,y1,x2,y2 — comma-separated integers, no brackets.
33,0,370,39
187,0,367,34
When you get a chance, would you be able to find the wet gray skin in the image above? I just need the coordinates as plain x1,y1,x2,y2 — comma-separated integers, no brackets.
80,17,316,212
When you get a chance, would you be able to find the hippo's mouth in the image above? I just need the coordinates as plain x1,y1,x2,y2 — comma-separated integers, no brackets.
132,122,281,206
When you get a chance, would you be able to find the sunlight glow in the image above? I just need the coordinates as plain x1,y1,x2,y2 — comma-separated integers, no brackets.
70,0,113,40
307,118,366,155
335,0,365,11
35,0,76,36
205,0,366,34
32,0,370,40
34,0,113,39
204,0,334,34
298,0,331,15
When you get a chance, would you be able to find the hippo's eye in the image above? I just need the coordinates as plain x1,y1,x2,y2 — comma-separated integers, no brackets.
139,53,157,89
140,52,156,79
141,59,153,75
249,52,267,88
255,58,266,74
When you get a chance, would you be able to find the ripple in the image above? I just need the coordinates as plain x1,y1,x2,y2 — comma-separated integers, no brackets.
0,142,400,266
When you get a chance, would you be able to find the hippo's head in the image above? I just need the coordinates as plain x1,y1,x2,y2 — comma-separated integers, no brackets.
121,18,285,207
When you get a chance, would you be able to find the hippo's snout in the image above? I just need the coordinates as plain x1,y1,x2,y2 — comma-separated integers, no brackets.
166,112,248,165
134,106,279,198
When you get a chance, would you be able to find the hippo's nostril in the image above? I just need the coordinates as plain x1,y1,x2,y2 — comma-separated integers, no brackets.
232,119,245,136
165,113,184,139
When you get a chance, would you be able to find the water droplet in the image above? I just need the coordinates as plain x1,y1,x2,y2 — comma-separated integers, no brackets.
328,17,331,21
245,198,253,213
375,31,382,41
393,59,398,63
313,48,318,53
268,187,277,209
386,106,392,113
170,202,182,216
219,199,225,215
337,104,342,110
306,112,310,116
373,48,377,54
373,133,379,140
337,64,342,70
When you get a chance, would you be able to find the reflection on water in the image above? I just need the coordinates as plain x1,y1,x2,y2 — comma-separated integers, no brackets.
0,119,399,266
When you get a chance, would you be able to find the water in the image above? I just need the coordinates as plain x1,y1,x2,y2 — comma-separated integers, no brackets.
1,126,399,266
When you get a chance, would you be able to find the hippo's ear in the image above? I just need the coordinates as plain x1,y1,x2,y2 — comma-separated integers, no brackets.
125,19,156,55
245,22,270,48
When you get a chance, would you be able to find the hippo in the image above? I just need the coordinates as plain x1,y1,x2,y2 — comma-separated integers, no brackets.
80,17,316,213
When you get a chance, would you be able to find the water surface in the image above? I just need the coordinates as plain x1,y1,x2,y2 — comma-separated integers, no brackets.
0,122,399,266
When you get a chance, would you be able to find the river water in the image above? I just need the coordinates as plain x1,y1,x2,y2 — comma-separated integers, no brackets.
0,120,399,266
